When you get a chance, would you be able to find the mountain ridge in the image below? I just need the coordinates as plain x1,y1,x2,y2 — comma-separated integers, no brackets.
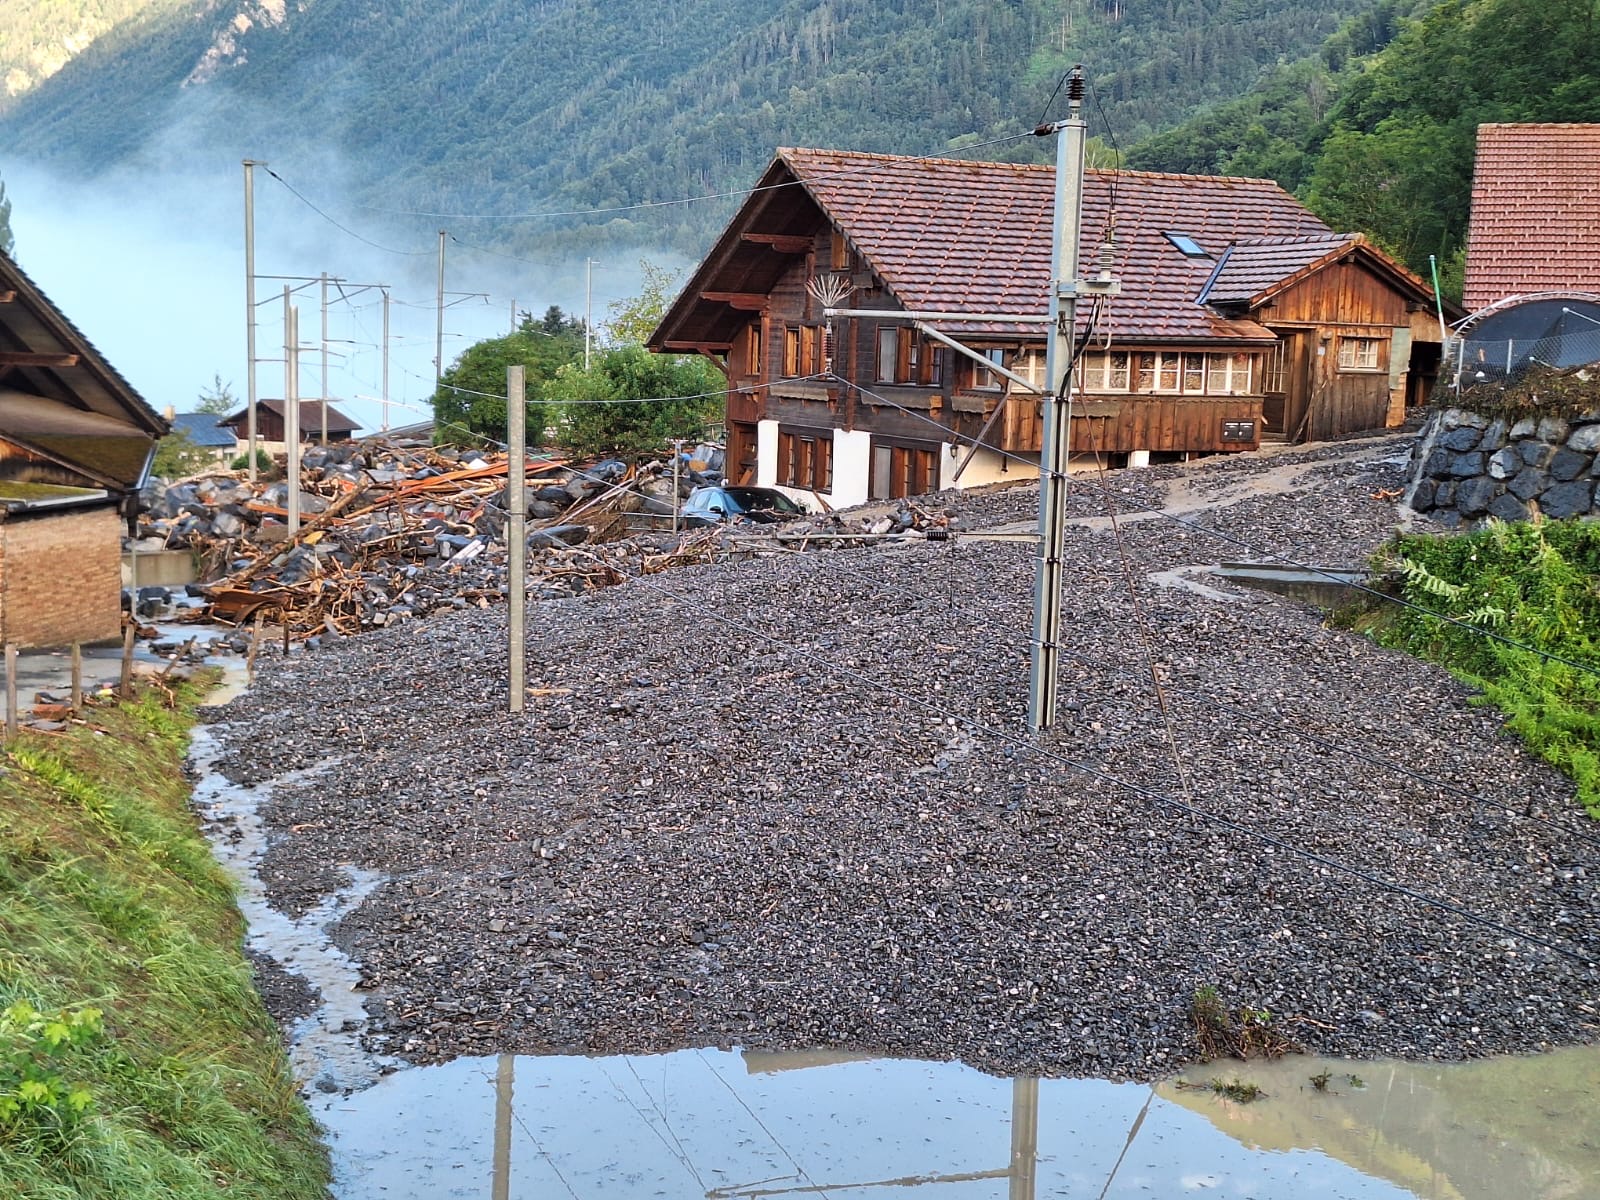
0,0,1384,254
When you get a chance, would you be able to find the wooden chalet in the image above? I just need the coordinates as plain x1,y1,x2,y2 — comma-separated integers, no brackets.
649,148,1451,504
219,399,360,450
0,250,167,647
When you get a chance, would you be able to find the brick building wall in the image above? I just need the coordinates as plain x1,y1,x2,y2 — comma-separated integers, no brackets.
0,506,123,648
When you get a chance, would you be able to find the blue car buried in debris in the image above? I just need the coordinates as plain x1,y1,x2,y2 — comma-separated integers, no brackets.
680,485,809,528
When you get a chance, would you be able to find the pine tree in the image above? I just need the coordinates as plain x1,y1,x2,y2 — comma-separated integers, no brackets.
0,170,13,258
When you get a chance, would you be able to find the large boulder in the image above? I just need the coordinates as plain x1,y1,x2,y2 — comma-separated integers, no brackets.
1540,479,1595,520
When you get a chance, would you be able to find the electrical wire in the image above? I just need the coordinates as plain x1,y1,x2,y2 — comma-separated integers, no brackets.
693,1051,836,1200
825,372,1600,684
261,166,434,257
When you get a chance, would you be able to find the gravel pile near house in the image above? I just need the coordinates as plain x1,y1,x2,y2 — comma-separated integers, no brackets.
209,432,1599,1080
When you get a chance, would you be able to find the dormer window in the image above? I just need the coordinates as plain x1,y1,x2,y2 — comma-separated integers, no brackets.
1164,232,1211,259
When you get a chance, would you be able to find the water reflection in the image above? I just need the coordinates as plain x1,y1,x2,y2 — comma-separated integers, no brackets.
305,1045,1600,1200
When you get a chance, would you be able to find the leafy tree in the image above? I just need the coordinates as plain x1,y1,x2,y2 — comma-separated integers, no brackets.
195,373,236,415
545,344,723,460
603,260,679,347
151,430,217,479
430,312,584,443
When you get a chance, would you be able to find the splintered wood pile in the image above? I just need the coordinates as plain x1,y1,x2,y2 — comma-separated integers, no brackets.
174,445,713,639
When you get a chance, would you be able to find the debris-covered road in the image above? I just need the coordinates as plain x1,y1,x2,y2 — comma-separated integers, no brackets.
208,433,1600,1080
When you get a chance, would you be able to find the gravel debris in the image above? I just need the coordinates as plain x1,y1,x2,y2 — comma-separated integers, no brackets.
209,431,1600,1080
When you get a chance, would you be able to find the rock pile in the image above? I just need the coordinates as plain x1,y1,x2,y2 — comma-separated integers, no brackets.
209,433,1600,1080
1405,407,1600,526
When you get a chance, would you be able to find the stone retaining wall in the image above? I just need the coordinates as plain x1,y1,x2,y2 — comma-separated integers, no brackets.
1404,408,1600,527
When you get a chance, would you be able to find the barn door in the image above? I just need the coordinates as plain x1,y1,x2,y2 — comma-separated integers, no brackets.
1262,330,1312,440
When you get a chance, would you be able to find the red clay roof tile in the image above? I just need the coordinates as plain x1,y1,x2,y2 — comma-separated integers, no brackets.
779,148,1332,343
1463,124,1600,312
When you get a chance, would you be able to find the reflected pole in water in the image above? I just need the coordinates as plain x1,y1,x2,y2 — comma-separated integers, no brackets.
492,1054,514,1200
1010,1077,1038,1200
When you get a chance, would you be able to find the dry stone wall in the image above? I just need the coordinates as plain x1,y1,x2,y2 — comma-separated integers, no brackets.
1404,408,1600,527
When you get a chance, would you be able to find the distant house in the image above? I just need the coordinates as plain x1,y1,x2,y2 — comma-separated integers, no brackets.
649,148,1453,503
219,399,360,452
0,250,167,647
1463,123,1600,311
166,410,237,464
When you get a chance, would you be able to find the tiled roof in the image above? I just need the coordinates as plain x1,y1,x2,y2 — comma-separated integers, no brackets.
1199,234,1354,305
1463,124,1600,312
170,411,237,447
779,148,1333,343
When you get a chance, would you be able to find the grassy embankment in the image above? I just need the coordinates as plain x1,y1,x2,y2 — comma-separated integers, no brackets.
0,684,329,1198
1369,519,1600,817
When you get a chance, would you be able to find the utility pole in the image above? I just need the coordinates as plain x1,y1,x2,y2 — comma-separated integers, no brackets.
243,159,262,483
283,288,301,536
1029,66,1117,732
319,271,330,446
435,230,447,397
381,289,391,432
507,365,526,714
584,257,596,370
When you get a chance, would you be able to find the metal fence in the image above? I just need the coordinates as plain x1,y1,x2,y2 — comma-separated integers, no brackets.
1451,324,1600,386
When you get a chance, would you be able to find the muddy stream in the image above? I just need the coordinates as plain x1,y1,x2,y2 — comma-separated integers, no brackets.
190,692,1600,1200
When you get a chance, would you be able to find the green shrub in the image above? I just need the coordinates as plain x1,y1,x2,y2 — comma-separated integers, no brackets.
1372,520,1600,815
228,449,274,475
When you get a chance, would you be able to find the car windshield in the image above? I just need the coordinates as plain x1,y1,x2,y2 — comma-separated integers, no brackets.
723,488,804,514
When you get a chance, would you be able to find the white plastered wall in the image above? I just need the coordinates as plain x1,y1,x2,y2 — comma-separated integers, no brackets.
755,419,779,487
938,443,1038,490
831,428,872,507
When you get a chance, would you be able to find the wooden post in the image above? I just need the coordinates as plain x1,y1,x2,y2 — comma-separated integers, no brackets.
4,643,17,738
247,611,265,681
119,621,136,699
507,365,526,714
69,643,82,711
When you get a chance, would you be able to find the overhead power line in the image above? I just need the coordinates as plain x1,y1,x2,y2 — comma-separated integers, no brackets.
825,372,1600,684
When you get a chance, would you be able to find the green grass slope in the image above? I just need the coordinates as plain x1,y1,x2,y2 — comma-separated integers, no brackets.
0,686,329,1199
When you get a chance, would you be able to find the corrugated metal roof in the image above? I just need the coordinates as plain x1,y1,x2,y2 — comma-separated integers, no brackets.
1464,124,1600,312
779,148,1334,342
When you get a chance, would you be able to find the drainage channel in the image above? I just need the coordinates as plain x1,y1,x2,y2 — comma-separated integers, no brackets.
188,694,1599,1200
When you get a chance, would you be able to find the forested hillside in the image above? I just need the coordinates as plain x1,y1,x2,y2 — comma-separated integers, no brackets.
0,0,182,98
1132,0,1600,294
0,0,1380,254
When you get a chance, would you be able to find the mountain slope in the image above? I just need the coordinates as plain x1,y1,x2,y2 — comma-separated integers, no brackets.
1131,0,1600,291
0,0,1384,253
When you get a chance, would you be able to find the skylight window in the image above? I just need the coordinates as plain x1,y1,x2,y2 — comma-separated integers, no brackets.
1164,232,1211,259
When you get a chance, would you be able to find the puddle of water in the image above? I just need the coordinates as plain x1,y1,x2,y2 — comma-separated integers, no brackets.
309,1044,1599,1200
184,686,1598,1200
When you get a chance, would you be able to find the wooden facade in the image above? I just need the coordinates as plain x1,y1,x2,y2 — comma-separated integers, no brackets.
651,150,1454,503
1250,255,1448,442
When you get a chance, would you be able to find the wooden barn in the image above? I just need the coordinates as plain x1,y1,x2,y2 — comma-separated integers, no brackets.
649,148,1451,504
0,250,166,647
219,399,360,451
